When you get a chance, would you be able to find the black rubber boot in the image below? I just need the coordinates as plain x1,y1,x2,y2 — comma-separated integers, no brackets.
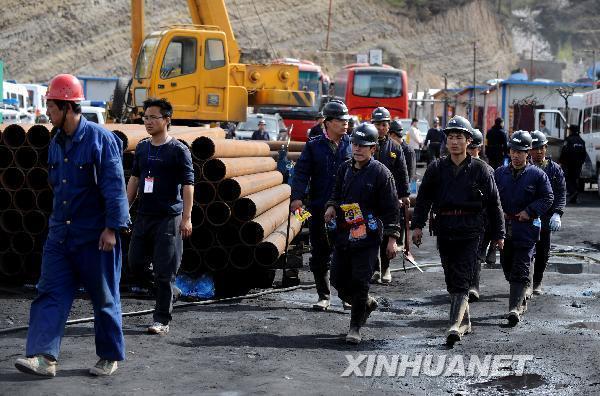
508,282,528,326
446,293,471,345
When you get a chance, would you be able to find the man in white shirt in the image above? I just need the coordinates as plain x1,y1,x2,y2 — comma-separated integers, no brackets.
407,118,424,162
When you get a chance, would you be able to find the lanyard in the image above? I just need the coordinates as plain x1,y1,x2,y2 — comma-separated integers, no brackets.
147,141,165,176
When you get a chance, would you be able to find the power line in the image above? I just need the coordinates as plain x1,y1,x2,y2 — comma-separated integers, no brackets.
249,0,277,59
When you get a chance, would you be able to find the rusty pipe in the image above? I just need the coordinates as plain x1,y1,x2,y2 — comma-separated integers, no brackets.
13,189,36,211
270,151,301,161
37,148,48,167
215,223,241,247
265,140,305,152
193,162,203,182
191,204,205,228
0,146,14,169
11,231,35,255
1,209,24,233
1,167,26,191
0,189,12,211
180,248,203,275
2,124,27,148
190,226,214,251
229,245,255,270
205,201,232,227
255,214,303,267
24,252,42,281
22,210,48,235
204,246,229,271
26,167,49,190
192,136,270,161
112,129,131,151
36,189,53,212
14,146,39,169
217,171,283,201
202,157,276,182
239,199,290,246
194,181,216,205
0,251,24,278
233,184,291,222
26,124,51,148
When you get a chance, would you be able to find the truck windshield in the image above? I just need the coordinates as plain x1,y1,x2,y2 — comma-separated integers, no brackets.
353,70,402,98
299,71,321,109
135,37,160,79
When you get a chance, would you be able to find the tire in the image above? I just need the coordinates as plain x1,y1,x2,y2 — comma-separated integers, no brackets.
110,77,132,123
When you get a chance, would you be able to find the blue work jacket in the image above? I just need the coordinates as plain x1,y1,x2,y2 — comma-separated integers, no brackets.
47,116,130,245
533,158,566,228
495,163,553,246
291,134,352,211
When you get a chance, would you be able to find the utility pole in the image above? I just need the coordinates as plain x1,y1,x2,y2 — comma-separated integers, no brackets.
530,41,534,80
325,0,333,51
414,80,419,118
443,73,448,128
472,41,477,124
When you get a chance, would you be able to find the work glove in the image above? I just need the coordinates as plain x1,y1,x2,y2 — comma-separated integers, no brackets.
549,213,561,232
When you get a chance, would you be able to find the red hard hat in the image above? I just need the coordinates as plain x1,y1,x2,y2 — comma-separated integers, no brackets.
45,74,85,101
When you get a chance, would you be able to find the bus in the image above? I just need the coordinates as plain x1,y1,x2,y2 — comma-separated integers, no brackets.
333,63,409,122
256,58,327,141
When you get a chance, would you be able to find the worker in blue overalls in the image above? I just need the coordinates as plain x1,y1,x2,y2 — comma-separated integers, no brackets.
529,130,566,295
324,123,401,344
495,130,553,326
15,74,130,377
291,100,352,311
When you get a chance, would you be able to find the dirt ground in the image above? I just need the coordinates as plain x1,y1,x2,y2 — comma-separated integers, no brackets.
1,190,599,395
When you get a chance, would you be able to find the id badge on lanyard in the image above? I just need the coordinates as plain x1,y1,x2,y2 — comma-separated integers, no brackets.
145,142,163,193
144,177,154,193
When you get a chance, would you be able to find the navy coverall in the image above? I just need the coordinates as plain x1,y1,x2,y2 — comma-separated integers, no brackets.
474,157,497,289
495,164,553,285
401,141,417,181
291,134,351,299
412,156,505,294
374,136,409,276
26,117,130,361
485,126,508,170
532,159,566,285
425,127,446,163
326,158,400,326
559,133,587,202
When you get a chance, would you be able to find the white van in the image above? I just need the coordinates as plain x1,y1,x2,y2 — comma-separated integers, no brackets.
81,106,106,124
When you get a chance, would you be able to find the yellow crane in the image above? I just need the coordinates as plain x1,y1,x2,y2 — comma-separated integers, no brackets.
112,0,313,123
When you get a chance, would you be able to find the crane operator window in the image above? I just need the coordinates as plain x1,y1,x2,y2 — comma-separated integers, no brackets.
205,39,225,70
160,37,197,79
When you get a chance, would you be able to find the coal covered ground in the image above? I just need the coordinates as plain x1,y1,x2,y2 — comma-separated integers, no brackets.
0,190,599,395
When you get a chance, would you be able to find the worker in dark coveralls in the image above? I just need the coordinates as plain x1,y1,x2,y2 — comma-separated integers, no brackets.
389,119,416,181
127,98,195,336
495,130,553,326
370,107,410,284
529,130,566,295
308,111,325,140
411,116,505,345
291,100,352,311
15,74,130,377
466,128,496,302
324,123,401,344
559,125,587,204
485,117,508,169
425,117,446,163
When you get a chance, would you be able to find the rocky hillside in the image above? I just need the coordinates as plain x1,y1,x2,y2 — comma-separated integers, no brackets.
1,0,596,89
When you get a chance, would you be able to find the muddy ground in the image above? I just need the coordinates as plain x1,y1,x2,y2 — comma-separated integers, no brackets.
1,190,599,395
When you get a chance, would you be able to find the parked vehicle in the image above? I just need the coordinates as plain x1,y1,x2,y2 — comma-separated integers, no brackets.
234,113,285,141
81,106,106,124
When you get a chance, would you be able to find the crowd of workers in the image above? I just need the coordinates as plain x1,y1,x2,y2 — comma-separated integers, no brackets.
11,73,586,377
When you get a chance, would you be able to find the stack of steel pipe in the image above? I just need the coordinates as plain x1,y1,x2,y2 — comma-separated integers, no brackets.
266,140,305,162
0,124,53,284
